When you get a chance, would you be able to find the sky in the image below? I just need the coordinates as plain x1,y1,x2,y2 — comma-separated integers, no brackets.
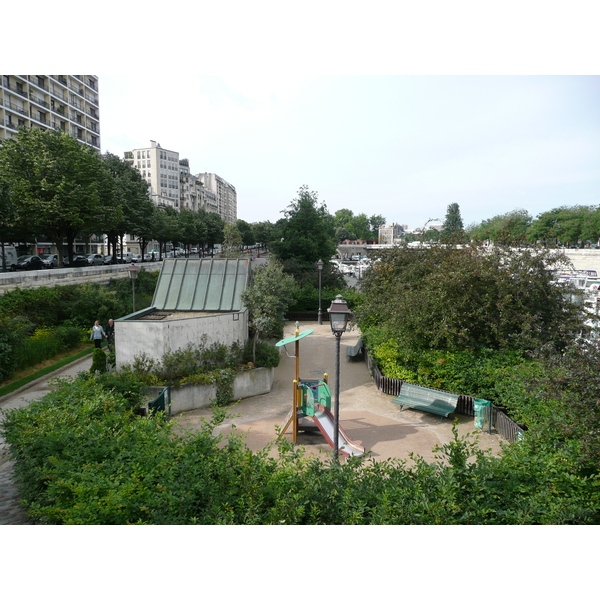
98,74,600,229
9,1,600,233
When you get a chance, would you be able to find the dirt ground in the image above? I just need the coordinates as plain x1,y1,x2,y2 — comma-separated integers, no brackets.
173,321,507,465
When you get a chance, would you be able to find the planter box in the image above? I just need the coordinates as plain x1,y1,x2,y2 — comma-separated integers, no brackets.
147,367,274,416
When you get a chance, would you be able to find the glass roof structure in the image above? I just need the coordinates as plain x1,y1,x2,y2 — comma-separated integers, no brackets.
152,258,251,312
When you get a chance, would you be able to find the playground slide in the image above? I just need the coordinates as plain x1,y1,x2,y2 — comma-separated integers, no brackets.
311,406,365,458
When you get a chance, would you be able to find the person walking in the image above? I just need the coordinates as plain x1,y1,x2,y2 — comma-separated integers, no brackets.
90,320,106,349
105,318,115,351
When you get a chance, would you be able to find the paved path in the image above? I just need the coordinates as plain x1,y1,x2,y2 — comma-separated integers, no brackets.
173,321,504,463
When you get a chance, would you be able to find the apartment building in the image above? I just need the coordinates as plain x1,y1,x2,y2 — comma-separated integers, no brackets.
197,172,237,225
179,159,205,212
126,140,180,209
0,75,100,149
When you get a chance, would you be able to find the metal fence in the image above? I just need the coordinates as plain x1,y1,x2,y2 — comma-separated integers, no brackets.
364,346,524,443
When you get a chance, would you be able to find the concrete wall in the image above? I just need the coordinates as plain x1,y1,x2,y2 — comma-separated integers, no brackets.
147,366,274,415
0,262,161,294
115,310,249,369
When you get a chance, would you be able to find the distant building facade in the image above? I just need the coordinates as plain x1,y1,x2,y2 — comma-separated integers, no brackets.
197,172,237,225
126,140,180,209
0,75,100,149
125,142,237,225
378,223,405,244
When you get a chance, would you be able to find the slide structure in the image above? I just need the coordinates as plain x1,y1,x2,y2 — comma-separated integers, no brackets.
310,405,365,458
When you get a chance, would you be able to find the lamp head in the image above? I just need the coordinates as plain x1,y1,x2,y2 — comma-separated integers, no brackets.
327,294,352,334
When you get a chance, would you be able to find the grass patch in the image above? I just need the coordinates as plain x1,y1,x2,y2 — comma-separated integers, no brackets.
0,345,94,398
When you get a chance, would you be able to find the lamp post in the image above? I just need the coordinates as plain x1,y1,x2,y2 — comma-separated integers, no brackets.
327,294,353,461
128,265,139,313
317,259,324,325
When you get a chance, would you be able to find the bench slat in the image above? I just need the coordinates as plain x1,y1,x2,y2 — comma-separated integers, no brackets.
392,382,458,418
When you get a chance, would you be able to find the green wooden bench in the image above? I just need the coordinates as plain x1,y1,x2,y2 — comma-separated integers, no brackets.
346,338,364,360
392,382,458,422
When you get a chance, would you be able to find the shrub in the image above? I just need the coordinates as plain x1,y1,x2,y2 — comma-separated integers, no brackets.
90,348,107,373
242,340,280,368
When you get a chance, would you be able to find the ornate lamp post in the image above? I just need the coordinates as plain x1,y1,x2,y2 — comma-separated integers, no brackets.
327,294,352,461
317,259,324,325
128,265,139,313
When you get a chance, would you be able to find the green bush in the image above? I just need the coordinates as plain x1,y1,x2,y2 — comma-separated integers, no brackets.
90,348,107,373
242,340,280,368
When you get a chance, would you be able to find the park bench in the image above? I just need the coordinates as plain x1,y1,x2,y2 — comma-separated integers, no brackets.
346,338,364,360
392,382,459,422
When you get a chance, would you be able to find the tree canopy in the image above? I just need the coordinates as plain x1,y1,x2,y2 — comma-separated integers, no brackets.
0,128,117,265
270,186,338,273
357,244,587,354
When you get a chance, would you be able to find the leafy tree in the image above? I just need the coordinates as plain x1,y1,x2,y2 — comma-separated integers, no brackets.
0,128,114,266
251,221,274,250
270,186,338,277
527,206,595,247
203,211,225,254
241,260,296,363
178,209,208,255
357,244,586,355
236,219,255,247
101,152,149,261
222,223,243,256
440,202,466,244
468,209,532,246
369,214,386,239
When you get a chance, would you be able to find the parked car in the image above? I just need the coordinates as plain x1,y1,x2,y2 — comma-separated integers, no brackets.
103,255,114,265
11,255,46,271
131,254,142,263
40,253,58,268
63,255,87,267
144,252,160,262
116,252,133,263
86,253,104,266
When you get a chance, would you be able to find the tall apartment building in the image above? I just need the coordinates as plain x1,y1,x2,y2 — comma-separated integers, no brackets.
0,75,100,149
179,159,205,212
126,141,238,224
126,141,180,209
197,172,237,225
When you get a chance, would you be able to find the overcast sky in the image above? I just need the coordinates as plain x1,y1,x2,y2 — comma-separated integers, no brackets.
10,1,600,233
98,74,599,229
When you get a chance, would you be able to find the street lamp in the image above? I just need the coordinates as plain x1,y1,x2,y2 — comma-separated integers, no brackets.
317,259,324,325
128,265,139,313
327,294,353,461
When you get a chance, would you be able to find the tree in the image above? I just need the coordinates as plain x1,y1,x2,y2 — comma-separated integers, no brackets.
236,219,255,247
241,260,296,363
222,223,243,256
178,209,207,255
270,186,338,277
468,209,532,246
357,244,586,354
101,153,149,261
527,206,595,248
440,203,466,244
0,128,115,266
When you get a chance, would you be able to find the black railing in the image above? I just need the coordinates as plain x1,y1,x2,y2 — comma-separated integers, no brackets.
364,345,524,442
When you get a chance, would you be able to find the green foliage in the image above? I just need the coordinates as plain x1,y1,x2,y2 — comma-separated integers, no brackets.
123,338,244,387
14,327,74,372
90,348,107,373
440,202,466,244
4,376,598,525
242,340,281,368
270,186,338,275
357,244,585,354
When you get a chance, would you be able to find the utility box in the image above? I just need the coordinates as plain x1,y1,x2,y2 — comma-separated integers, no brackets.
474,398,491,430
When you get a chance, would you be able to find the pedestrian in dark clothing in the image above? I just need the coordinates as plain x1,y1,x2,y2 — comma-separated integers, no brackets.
106,318,115,351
